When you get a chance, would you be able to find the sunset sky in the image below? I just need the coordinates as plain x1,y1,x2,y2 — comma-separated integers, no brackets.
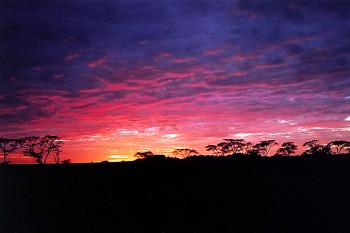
1,0,350,163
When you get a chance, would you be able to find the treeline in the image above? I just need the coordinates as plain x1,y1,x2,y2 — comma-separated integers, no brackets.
205,139,350,157
2,136,349,164
0,135,62,165
135,139,350,159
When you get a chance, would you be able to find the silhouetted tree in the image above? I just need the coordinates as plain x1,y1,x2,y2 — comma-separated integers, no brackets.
208,139,253,156
328,140,350,155
276,142,298,156
172,148,199,158
322,145,332,155
223,139,246,154
216,142,231,156
0,138,23,164
302,140,318,153
302,140,331,156
248,148,261,157
253,140,278,156
22,135,62,164
243,142,253,155
205,144,221,156
44,135,62,164
135,151,153,159
53,146,63,164
22,136,41,163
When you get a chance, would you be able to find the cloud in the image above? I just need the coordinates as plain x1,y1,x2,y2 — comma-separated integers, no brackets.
163,134,180,139
64,53,80,62
1,0,349,162
88,58,107,68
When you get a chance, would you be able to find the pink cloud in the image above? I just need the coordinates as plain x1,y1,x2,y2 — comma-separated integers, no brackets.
153,52,171,61
203,46,230,56
53,74,64,79
164,71,193,79
172,57,193,63
256,63,288,69
4,43,349,163
88,58,107,68
259,35,318,51
63,53,80,61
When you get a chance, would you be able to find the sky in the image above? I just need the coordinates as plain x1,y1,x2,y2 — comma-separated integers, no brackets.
1,0,350,163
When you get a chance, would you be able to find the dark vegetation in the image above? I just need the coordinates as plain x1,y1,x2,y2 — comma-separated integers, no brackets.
1,138,350,232
1,136,349,165
2,157,350,233
136,139,350,160
0,135,62,165
203,139,350,157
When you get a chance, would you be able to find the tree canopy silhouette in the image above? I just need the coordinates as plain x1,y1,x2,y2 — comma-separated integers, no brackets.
276,142,298,156
205,144,221,156
206,139,253,156
172,148,199,158
223,139,247,154
328,140,350,155
216,141,231,156
302,140,331,156
0,138,22,164
135,151,154,159
22,135,62,164
252,140,278,156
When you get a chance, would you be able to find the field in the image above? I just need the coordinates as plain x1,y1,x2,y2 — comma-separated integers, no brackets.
1,157,350,233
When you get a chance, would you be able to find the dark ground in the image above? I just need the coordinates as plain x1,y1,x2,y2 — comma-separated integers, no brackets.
1,156,350,233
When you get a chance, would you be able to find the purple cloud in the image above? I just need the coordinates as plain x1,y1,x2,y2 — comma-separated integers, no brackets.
1,0,349,162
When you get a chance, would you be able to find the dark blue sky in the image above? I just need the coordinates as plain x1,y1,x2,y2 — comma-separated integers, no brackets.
1,0,350,162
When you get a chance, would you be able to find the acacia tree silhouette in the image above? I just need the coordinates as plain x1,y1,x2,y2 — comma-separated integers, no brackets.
328,140,350,155
216,142,231,156
172,148,199,158
302,140,331,156
0,138,23,164
53,143,63,164
206,140,255,156
276,142,298,156
43,135,62,164
243,142,253,154
223,139,246,154
253,140,278,156
22,135,62,164
135,151,153,159
205,145,221,156
22,136,42,163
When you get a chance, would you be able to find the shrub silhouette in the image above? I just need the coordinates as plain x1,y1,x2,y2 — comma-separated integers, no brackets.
61,159,71,164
